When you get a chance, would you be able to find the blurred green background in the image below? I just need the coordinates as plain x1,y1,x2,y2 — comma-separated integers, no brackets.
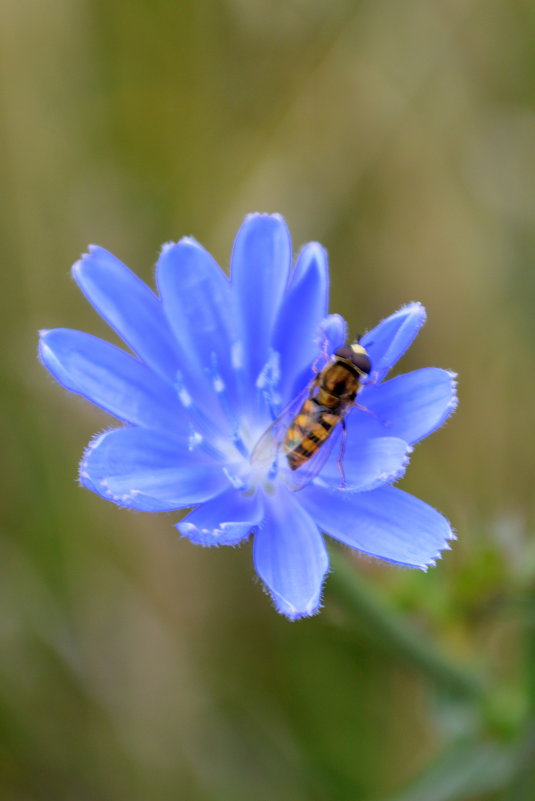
1,0,535,798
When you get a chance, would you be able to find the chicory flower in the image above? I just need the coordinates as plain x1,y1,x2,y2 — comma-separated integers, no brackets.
39,214,456,619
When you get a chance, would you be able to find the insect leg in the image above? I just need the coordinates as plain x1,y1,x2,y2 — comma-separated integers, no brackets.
337,417,347,488
354,400,382,422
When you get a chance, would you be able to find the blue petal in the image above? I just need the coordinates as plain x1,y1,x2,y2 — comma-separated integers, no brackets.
231,214,291,389
289,313,348,407
177,488,262,546
321,313,347,353
156,239,239,414
80,426,229,512
39,329,182,431
300,484,455,569
253,486,329,619
317,436,412,492
359,368,458,444
272,242,329,406
72,247,180,384
361,302,426,382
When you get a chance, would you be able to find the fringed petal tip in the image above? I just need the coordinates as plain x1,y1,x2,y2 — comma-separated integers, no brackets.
397,301,427,345
376,441,414,489
76,426,228,512
177,488,262,547
359,367,458,446
401,300,427,318
383,301,426,331
87,244,107,257
416,523,457,571
351,545,449,573
253,488,329,620
72,245,112,275
423,369,459,438
360,301,428,383
177,520,253,548
387,443,413,486
76,429,141,508
447,370,459,413
296,241,328,264
283,605,322,622
78,446,148,510
159,241,177,256
74,244,97,262
302,485,454,572
368,300,427,335
390,301,427,335
262,582,324,621
243,211,286,224
160,236,202,257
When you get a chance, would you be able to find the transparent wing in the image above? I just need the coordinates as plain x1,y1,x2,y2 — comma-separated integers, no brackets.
282,419,343,491
250,386,311,470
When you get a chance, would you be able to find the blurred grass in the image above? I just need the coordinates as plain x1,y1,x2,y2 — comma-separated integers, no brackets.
1,0,535,798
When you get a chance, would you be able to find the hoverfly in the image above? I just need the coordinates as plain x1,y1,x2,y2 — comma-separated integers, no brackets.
251,341,372,490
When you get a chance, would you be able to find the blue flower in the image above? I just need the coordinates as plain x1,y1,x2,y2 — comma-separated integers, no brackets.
39,214,456,619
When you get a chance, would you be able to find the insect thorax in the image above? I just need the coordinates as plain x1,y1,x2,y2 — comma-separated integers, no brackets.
318,360,361,404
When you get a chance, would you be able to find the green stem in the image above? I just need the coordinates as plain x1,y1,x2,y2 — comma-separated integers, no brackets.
328,548,486,701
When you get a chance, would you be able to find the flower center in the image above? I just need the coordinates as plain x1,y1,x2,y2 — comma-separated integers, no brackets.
176,346,297,493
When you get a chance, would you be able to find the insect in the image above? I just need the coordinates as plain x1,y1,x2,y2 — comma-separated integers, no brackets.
252,341,372,489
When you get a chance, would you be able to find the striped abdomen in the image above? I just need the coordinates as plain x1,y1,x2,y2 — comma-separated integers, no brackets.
283,397,346,471
282,360,362,471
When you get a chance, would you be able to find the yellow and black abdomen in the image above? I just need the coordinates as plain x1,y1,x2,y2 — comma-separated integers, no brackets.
283,398,341,470
282,360,362,471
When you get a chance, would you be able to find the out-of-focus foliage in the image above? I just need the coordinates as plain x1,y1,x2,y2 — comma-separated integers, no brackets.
1,0,535,798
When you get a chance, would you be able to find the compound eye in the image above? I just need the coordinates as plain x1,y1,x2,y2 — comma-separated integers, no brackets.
351,353,372,375
334,345,353,360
